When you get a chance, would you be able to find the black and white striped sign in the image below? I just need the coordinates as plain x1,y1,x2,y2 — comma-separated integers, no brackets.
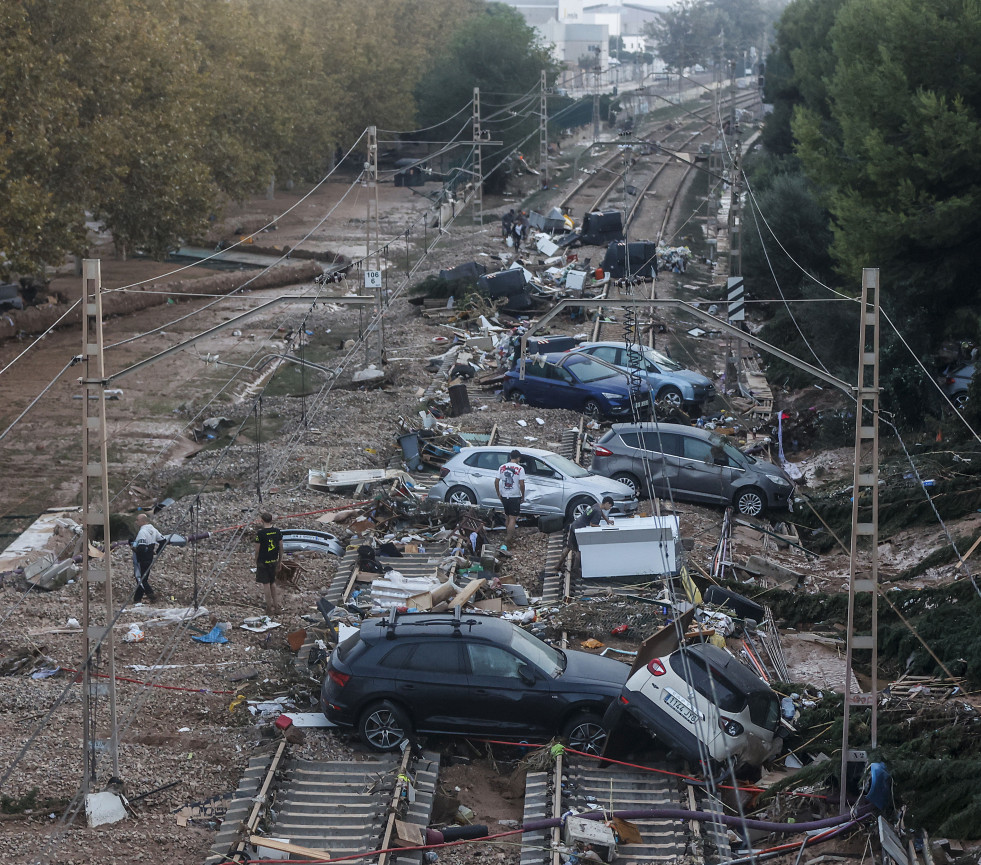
727,276,745,321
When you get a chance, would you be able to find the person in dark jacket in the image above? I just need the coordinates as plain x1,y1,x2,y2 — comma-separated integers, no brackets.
501,209,515,242
557,497,614,571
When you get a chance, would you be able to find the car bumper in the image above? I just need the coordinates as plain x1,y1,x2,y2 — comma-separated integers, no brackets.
606,398,650,418
608,689,713,766
425,481,449,502
320,683,356,728
611,498,639,516
767,486,794,511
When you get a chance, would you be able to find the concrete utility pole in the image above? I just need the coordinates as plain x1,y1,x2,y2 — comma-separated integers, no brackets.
79,259,119,791
472,88,483,227
539,70,549,190
365,126,384,362
840,268,881,812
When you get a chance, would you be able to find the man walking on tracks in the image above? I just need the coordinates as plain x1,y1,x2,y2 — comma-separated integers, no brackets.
132,513,166,604
254,512,283,615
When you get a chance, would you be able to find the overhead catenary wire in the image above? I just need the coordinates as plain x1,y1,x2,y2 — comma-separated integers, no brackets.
23,139,497,865
0,299,82,379
0,356,79,442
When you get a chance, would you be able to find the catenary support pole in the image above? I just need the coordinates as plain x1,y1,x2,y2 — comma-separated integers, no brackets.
540,70,549,190
840,267,881,812
80,259,119,791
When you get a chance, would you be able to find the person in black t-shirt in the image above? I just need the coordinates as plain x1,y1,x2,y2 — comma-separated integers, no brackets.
557,496,614,572
253,512,283,614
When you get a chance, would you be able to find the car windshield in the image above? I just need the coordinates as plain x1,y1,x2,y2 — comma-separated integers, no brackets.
644,348,683,372
708,436,747,468
565,356,619,383
544,453,592,478
510,626,564,676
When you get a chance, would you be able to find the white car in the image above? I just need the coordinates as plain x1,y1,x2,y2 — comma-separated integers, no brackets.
427,446,637,521
602,642,783,778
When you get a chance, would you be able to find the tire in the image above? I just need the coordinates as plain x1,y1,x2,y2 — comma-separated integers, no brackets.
358,700,411,751
656,385,684,409
566,495,595,521
446,486,477,506
734,486,766,517
509,389,526,405
582,399,603,419
562,712,608,756
611,471,642,496
952,391,969,410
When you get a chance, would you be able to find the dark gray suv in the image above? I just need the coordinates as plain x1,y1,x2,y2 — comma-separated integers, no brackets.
589,423,794,516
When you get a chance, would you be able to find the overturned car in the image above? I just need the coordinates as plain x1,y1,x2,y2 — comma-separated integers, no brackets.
602,641,784,779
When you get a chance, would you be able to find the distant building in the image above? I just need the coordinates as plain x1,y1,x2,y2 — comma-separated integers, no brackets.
500,0,668,83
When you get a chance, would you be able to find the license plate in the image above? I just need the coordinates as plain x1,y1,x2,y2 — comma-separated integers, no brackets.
663,689,698,724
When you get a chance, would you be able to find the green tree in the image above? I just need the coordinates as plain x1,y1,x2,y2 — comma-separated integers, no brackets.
741,159,835,302
646,0,776,73
762,0,845,156
645,0,718,72
793,0,981,350
413,2,558,193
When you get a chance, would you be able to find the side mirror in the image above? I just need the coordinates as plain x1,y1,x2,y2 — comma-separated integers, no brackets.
518,664,537,685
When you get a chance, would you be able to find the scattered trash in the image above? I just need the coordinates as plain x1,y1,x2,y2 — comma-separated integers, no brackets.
241,617,281,633
123,623,146,643
193,623,230,644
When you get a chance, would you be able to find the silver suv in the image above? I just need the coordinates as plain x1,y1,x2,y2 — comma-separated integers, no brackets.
568,342,714,409
589,423,793,516
427,446,638,521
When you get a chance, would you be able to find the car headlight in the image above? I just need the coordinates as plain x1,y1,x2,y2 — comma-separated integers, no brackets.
601,392,624,399
767,475,791,487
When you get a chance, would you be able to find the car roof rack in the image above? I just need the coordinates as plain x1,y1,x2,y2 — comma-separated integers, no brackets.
376,605,480,640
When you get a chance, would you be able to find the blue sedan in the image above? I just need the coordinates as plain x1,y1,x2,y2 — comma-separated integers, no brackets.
503,352,650,420
569,342,715,410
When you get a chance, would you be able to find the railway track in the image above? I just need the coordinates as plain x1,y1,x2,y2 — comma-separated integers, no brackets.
205,742,441,865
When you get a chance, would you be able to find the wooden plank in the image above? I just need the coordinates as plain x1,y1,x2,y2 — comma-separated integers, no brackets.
448,578,485,608
249,835,330,860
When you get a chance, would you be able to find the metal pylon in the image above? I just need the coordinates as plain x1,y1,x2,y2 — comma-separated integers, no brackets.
472,88,483,226
366,125,384,362
539,70,549,190
80,259,119,791
840,267,880,811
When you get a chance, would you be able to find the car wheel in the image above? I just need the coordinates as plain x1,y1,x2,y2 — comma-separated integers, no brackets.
566,495,595,521
562,712,608,755
611,471,642,496
953,391,969,410
446,486,477,506
583,399,603,419
656,385,684,409
510,389,526,405
735,486,766,517
359,700,411,751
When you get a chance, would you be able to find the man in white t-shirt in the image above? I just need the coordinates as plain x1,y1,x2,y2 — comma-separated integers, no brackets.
132,513,166,604
494,449,526,541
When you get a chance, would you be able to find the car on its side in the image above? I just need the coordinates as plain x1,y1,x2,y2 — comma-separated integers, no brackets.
589,422,794,516
568,342,714,410
942,363,974,409
322,610,629,753
427,445,637,521
602,642,783,778
503,352,651,420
